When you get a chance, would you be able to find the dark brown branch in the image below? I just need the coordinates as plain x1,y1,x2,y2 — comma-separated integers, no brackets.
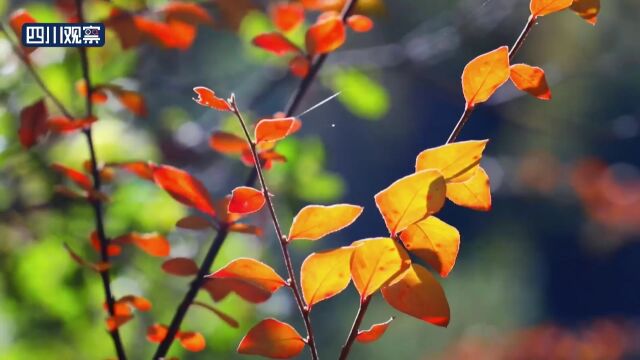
446,15,537,144
230,96,319,360
338,296,372,360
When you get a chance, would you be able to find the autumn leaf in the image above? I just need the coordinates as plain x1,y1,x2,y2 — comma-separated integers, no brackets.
510,64,552,100
192,301,239,328
381,264,450,327
90,231,122,257
151,164,216,217
305,16,346,55
48,116,97,134
252,33,302,56
63,243,110,272
117,295,152,312
113,232,170,257
461,46,510,106
177,331,206,352
446,167,492,211
192,87,232,111
147,324,169,343
207,258,286,295
301,247,354,309
356,317,393,343
106,314,134,332
209,131,249,154
289,55,310,78
9,9,37,54
19,100,49,148
237,318,306,359
346,15,374,33
530,0,573,17
228,186,266,215
399,217,460,277
202,277,273,304
162,257,199,276
271,2,305,32
176,215,213,230
113,161,154,181
163,2,213,26
288,204,363,241
51,164,93,191
571,0,600,25
415,140,489,182
350,238,410,299
374,170,446,236
254,118,302,143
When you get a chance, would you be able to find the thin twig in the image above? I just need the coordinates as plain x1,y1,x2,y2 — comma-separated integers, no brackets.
230,96,320,360
446,15,538,144
338,296,372,360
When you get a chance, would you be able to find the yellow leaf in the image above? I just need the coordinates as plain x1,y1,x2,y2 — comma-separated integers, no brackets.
446,167,492,211
301,247,354,309
415,140,488,182
375,170,446,235
399,217,460,277
288,204,363,241
350,238,410,299
461,46,510,106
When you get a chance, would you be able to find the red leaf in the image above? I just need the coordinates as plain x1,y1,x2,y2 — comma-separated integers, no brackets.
237,318,306,359
146,324,169,343
356,317,393,343
209,131,249,154
346,15,374,33
289,55,310,78
113,233,171,257
254,117,302,143
151,164,216,217
10,9,37,54
252,32,302,56
51,164,93,191
19,100,49,148
192,87,232,111
106,314,134,331
305,16,346,55
90,231,122,257
48,116,97,134
177,331,206,352
228,186,266,215
271,2,305,32
113,161,155,181
163,2,213,26
162,257,199,276
117,294,152,312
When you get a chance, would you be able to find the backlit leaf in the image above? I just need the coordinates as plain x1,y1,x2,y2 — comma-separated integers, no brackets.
271,2,305,32
192,87,232,111
381,264,450,327
207,258,286,294
228,186,266,215
346,15,374,32
237,318,306,359
151,164,216,217
192,301,239,328
90,231,122,257
117,295,152,312
51,164,93,191
356,317,393,343
116,89,148,117
177,331,206,352
9,9,37,54
252,32,302,55
446,167,492,211
305,16,346,55
289,55,310,78
113,161,154,181
162,258,199,276
19,100,49,148
461,46,510,106
209,131,249,154
415,140,488,182
202,277,273,303
113,233,170,257
571,0,600,25
530,0,573,17
350,238,410,298
289,204,363,241
48,116,97,134
147,324,168,343
399,217,460,277
255,118,302,143
106,315,134,332
510,64,552,100
374,170,446,235
301,247,354,309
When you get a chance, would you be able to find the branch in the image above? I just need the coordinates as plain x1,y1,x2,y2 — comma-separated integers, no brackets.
229,96,320,360
152,1,358,357
446,15,538,144
338,296,372,360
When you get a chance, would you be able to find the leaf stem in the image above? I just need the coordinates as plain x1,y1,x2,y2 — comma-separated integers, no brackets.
338,296,372,360
230,96,320,360
446,14,538,143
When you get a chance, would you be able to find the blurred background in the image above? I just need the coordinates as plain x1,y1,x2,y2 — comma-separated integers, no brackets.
1,0,639,359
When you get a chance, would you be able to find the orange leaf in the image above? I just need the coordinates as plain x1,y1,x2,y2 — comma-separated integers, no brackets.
271,2,305,32
202,277,273,304
162,257,199,276
192,301,240,328
289,55,310,78
346,15,374,32
151,164,216,217
571,0,600,25
350,238,410,299
446,167,492,211
113,161,154,181
76,79,108,104
209,131,249,154
305,16,346,55
90,231,122,257
254,117,302,143
399,217,460,277
48,116,97,134
237,318,306,359
192,87,232,111
177,331,206,352
510,64,552,100
117,295,152,312
116,89,148,117
374,170,446,236
9,9,37,54
382,264,450,327
176,215,213,230
530,0,573,17
415,140,489,182
252,32,302,56
288,204,363,241
356,317,393,343
301,247,354,309
106,314,134,331
51,164,93,191
147,324,169,343
207,258,286,294
461,46,510,106
228,186,266,215
19,100,49,148
113,233,170,257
